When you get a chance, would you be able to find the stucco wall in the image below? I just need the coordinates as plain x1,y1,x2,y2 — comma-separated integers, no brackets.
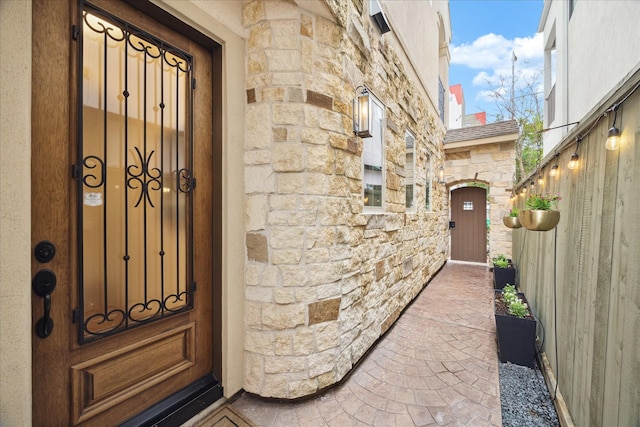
0,1,33,425
241,0,449,398
383,0,450,114
566,2,640,130
540,0,640,154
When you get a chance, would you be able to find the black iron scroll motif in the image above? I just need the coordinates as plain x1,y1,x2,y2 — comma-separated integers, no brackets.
84,310,126,337
82,155,106,188
163,291,188,313
178,168,194,193
83,293,191,336
127,147,162,208
83,9,191,72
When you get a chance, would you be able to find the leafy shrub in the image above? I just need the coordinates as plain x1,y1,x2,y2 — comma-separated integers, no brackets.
493,254,509,269
501,284,528,318
525,193,560,211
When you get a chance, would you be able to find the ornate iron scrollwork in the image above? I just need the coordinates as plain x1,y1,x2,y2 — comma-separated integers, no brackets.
78,5,195,343
127,147,162,208
82,155,105,188
178,168,194,193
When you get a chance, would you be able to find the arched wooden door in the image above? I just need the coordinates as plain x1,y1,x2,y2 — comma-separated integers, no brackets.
31,0,222,424
450,186,487,263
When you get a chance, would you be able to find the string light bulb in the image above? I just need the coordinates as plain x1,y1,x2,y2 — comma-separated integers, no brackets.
549,153,559,177
607,126,621,150
567,136,581,170
567,152,579,170
537,172,544,185
606,104,621,150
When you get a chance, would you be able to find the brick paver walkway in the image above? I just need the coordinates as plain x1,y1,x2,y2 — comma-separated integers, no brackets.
232,263,502,426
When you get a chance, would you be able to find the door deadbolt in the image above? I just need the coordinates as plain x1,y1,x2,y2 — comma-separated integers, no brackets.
35,240,56,263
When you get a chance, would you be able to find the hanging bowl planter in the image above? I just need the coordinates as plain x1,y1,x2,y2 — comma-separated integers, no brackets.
503,207,522,229
503,216,522,229
518,209,560,231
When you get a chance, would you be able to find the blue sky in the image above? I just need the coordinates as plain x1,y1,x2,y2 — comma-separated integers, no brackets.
449,0,544,123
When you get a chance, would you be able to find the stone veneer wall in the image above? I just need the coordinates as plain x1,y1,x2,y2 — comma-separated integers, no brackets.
242,0,448,398
444,142,516,262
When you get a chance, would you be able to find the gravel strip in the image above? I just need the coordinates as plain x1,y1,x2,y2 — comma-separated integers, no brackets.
499,362,560,426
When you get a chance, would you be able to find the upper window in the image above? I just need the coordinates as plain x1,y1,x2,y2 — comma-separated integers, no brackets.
544,36,557,126
405,130,415,210
569,0,575,18
363,95,385,209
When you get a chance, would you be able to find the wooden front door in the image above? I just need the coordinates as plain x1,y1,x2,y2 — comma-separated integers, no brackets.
31,1,221,425
450,186,487,263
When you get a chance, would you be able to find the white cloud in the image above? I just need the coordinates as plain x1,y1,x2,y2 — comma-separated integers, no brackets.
451,32,544,99
451,33,513,68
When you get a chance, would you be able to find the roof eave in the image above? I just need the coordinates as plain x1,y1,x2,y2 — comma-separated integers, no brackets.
444,132,519,150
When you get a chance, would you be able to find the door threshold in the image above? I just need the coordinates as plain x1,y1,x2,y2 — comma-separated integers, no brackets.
179,398,227,427
120,375,223,427
448,259,489,268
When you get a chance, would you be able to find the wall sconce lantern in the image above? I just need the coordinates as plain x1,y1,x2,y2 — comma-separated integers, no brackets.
353,86,372,138
606,104,621,150
567,136,581,170
370,0,391,34
438,165,445,184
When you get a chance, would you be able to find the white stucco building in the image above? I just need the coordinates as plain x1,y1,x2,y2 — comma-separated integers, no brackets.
539,0,640,154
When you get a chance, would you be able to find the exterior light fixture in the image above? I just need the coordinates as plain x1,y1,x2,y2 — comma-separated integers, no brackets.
353,86,372,138
370,0,391,34
549,153,559,177
567,152,579,170
606,104,621,150
438,165,445,184
567,136,581,170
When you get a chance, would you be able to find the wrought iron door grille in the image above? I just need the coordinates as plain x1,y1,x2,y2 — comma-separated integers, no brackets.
76,4,195,343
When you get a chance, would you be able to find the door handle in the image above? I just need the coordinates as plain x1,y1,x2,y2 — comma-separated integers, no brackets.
33,269,57,338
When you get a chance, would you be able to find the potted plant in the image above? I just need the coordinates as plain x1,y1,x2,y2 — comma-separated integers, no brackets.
519,193,561,231
492,254,515,290
503,207,522,229
494,285,537,368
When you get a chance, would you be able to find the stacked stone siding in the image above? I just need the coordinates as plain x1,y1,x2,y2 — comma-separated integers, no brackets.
243,0,448,398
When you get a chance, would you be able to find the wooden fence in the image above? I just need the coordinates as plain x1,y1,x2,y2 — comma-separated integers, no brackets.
512,69,640,427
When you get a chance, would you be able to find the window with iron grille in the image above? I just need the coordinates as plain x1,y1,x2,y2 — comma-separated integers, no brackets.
77,5,195,343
